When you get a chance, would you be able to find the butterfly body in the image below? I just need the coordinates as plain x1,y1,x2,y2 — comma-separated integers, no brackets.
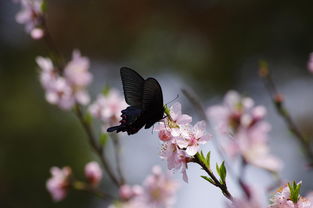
107,67,164,135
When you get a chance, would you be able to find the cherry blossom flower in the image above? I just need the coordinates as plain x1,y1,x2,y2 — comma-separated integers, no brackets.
160,142,190,182
119,184,143,201
155,102,210,182
15,0,44,39
226,185,262,208
109,166,178,208
88,89,127,130
36,50,92,110
141,166,178,208
46,166,72,202
269,183,313,208
175,121,210,156
84,161,102,186
207,91,282,172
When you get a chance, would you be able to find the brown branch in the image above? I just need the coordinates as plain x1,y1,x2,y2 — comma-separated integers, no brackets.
259,62,313,163
193,154,233,200
74,104,121,186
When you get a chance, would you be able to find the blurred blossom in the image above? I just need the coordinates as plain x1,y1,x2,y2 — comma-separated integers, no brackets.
155,102,209,182
109,166,178,208
119,184,143,201
207,91,282,172
88,89,127,131
308,53,313,73
227,187,262,208
36,50,92,110
15,0,44,39
84,161,102,186
268,183,312,208
46,166,72,202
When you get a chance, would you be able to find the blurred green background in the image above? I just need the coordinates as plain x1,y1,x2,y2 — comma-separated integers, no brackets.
1,0,313,207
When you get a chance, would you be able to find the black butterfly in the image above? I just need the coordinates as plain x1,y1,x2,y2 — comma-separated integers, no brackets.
107,67,164,135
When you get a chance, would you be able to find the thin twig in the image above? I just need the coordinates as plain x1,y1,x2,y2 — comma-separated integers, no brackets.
73,181,115,200
75,104,121,186
259,63,313,162
193,154,233,200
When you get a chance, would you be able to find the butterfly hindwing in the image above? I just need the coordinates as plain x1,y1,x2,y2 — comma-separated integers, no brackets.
120,67,145,107
142,78,164,129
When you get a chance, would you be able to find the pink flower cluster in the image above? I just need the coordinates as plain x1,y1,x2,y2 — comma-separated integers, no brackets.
156,102,211,182
84,161,103,187
109,166,178,208
46,166,72,202
88,89,127,131
46,161,102,202
269,183,313,208
37,50,92,110
207,91,281,172
14,0,44,39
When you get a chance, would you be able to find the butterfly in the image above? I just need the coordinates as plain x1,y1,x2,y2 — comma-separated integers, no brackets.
107,67,164,135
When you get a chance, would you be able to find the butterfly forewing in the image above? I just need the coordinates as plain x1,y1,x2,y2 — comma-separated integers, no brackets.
120,67,145,107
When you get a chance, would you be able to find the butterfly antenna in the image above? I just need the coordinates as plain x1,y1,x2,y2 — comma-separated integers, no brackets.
165,94,179,105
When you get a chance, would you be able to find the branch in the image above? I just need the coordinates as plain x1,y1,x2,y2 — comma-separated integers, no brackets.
259,62,313,163
74,104,121,186
193,154,233,200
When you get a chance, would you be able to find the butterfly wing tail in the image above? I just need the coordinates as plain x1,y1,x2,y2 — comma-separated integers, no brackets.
107,126,122,133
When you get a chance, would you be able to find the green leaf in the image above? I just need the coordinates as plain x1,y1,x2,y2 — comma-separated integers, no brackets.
215,161,227,184
201,176,215,185
288,181,301,203
99,133,109,146
206,151,211,169
219,161,227,184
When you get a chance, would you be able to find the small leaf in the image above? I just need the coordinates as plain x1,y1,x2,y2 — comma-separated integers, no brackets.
219,161,227,184
216,163,220,176
201,176,215,185
288,181,301,203
99,133,109,146
206,151,211,169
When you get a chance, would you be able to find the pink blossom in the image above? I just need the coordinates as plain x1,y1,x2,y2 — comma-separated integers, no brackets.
175,121,210,156
160,142,190,182
88,89,127,129
110,166,178,208
269,183,313,208
207,91,282,172
141,166,178,208
36,51,92,110
15,0,44,39
64,50,92,88
119,185,143,201
308,53,313,73
45,77,76,110
46,166,72,202
84,161,102,186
